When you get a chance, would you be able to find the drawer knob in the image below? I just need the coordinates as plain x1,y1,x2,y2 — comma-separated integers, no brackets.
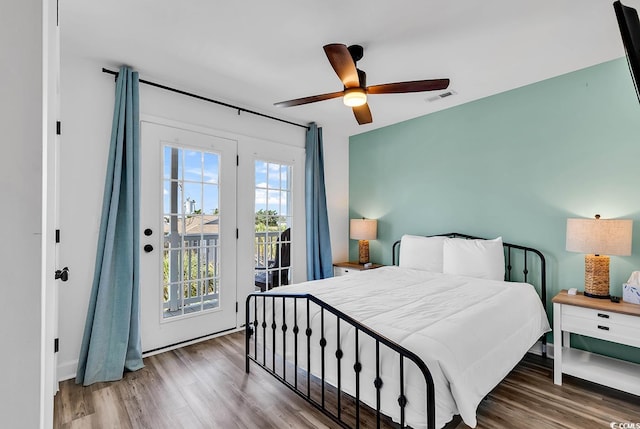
597,325,610,331
597,313,610,319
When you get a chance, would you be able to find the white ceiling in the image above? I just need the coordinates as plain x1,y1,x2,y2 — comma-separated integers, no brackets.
62,0,636,137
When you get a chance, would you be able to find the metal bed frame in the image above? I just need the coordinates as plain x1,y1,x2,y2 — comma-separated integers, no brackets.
245,233,548,429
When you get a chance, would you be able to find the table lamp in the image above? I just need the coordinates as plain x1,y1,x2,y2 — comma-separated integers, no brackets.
566,214,633,298
350,218,377,264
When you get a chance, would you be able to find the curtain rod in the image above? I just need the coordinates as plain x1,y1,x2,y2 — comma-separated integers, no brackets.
101,68,309,130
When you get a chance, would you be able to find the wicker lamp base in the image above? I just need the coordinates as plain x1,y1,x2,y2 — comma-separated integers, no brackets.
358,239,370,264
584,254,610,298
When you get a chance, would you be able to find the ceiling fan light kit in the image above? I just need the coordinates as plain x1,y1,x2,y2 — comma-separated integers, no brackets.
275,43,450,125
343,88,367,107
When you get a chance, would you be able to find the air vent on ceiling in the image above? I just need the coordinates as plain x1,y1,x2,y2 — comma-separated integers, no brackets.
426,90,457,102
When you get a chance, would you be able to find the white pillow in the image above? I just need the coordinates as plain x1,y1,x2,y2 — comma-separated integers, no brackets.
443,237,505,281
399,235,445,272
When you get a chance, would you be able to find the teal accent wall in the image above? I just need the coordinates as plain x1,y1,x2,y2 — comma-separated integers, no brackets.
349,58,640,364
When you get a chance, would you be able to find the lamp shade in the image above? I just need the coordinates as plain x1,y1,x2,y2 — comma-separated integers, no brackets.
350,218,377,240
566,217,633,256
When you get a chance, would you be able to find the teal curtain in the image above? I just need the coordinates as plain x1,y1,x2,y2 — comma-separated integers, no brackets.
76,66,144,385
305,123,333,280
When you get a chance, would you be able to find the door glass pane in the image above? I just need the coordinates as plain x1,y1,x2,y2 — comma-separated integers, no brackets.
162,145,221,319
183,150,203,182
254,160,292,291
163,180,183,215
163,146,182,180
203,152,219,183
202,184,219,215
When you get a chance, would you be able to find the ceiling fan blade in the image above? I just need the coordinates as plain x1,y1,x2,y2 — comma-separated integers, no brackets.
352,103,372,125
323,44,360,88
367,79,450,95
274,90,345,107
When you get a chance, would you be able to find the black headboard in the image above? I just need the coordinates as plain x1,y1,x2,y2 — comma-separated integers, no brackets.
392,232,547,312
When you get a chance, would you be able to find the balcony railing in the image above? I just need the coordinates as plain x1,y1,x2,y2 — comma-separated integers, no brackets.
163,235,219,318
161,230,289,318
254,230,286,267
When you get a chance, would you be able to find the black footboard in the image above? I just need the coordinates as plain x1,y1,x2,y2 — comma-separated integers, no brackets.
245,293,436,429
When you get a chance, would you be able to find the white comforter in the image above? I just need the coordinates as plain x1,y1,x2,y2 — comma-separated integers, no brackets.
258,266,550,428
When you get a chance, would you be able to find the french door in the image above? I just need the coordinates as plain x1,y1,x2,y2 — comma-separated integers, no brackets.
236,140,306,319
140,121,237,352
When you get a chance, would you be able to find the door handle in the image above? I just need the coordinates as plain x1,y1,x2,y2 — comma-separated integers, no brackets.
144,244,154,253
55,267,69,282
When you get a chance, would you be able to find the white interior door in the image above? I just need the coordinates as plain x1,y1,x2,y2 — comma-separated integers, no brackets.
140,121,237,352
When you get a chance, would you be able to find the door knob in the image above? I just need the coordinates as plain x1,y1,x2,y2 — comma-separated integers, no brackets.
144,244,154,253
144,228,153,236
55,267,69,282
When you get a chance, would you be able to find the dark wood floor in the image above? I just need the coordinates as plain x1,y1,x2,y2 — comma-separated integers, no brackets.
55,331,640,428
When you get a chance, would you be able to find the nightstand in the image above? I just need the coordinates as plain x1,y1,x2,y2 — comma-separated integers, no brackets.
553,290,640,396
333,261,384,277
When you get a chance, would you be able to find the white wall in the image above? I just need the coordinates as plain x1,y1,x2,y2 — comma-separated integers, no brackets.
0,1,45,428
57,52,349,379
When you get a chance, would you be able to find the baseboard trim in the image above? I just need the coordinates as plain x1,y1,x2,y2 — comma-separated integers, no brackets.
57,359,79,382
56,327,245,382
142,327,244,358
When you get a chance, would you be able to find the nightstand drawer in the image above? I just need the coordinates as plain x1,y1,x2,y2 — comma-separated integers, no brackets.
333,262,383,277
563,304,640,329
562,313,640,348
334,266,354,276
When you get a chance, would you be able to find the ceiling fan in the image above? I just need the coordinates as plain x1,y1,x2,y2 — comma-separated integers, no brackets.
274,43,450,125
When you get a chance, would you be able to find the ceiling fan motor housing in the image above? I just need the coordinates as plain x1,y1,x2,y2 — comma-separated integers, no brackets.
348,45,364,63
356,69,366,88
